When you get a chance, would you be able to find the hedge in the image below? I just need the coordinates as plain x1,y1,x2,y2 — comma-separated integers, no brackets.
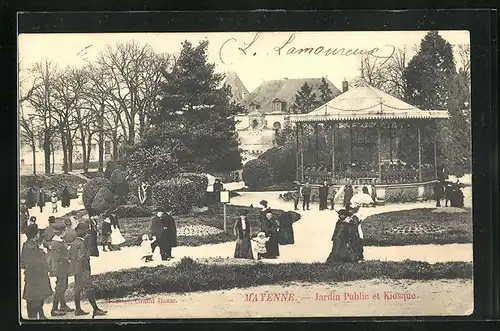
91,186,116,215
110,169,129,202
178,173,208,206
104,160,121,179
152,178,197,215
83,177,111,216
242,159,274,189
125,146,179,185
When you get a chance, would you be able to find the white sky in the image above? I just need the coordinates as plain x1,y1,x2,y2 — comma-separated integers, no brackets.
18,30,470,93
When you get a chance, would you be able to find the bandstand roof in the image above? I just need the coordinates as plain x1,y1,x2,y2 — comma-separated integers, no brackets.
290,82,449,123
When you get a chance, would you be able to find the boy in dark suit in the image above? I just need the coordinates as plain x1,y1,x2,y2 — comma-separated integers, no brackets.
70,223,107,317
50,223,74,316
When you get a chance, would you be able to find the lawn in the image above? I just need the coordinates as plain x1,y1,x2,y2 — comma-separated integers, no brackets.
58,259,472,302
112,204,288,247
362,208,473,246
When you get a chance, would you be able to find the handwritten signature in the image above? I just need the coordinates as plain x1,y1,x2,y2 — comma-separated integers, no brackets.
219,33,395,65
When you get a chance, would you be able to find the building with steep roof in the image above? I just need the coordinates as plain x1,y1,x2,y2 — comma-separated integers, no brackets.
223,71,249,104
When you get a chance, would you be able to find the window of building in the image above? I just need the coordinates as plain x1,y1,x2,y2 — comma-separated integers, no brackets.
251,119,259,129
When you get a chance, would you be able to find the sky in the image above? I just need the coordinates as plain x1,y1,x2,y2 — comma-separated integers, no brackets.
18,30,470,94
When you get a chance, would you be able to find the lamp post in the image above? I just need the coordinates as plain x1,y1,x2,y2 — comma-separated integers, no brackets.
220,190,230,233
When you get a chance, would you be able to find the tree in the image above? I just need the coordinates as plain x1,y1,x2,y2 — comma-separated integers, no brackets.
147,40,242,173
19,110,39,175
404,31,471,175
26,60,60,175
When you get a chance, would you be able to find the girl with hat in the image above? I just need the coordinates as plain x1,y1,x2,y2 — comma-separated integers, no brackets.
21,224,53,319
51,192,58,214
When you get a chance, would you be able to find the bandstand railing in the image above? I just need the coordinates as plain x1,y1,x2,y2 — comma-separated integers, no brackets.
303,164,436,185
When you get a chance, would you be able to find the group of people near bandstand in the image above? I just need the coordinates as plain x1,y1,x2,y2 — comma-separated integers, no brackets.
19,201,128,319
232,200,297,260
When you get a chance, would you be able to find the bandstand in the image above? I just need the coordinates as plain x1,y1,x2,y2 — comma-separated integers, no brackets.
288,81,449,203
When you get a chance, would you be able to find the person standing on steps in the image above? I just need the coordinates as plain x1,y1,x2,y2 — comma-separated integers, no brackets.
301,182,311,211
70,222,107,317
50,223,74,316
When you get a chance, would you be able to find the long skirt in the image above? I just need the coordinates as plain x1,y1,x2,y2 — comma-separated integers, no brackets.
278,226,294,245
262,233,280,258
111,227,126,245
88,230,99,257
234,237,254,259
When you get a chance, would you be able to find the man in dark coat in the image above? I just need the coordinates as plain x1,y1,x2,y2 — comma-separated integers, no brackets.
434,180,445,207
301,182,311,211
151,210,177,260
61,186,71,208
319,181,329,211
50,223,74,316
343,180,354,208
70,222,107,317
37,187,46,213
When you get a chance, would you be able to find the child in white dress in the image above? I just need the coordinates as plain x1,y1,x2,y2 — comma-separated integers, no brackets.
140,234,153,262
51,193,58,214
251,231,270,260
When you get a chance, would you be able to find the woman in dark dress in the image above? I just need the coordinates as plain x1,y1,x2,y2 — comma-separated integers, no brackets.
278,211,296,245
326,208,363,263
87,216,100,257
26,188,35,208
261,211,280,258
61,186,71,208
20,199,30,233
21,224,53,319
233,212,254,259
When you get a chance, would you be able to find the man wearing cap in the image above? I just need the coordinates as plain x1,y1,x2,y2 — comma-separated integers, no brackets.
70,222,107,317
50,223,74,316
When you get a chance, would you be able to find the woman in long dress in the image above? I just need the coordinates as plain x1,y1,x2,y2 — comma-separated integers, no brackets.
233,213,254,259
261,211,279,258
326,205,363,263
277,211,295,245
110,213,125,249
87,216,99,257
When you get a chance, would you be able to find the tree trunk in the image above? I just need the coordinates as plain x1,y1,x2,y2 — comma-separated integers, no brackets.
85,134,93,174
51,143,55,174
43,136,51,175
98,105,105,172
80,129,87,174
67,135,73,172
31,143,36,175
60,130,68,174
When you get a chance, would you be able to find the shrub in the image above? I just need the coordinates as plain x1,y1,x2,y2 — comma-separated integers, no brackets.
110,169,129,202
113,204,153,218
152,177,197,215
91,186,116,215
259,146,296,183
125,146,179,186
242,159,274,189
178,173,208,207
104,160,121,179
83,177,111,215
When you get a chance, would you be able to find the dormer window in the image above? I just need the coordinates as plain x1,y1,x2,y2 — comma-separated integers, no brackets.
272,99,287,112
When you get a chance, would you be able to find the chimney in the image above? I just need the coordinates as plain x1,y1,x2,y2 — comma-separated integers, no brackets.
342,80,349,93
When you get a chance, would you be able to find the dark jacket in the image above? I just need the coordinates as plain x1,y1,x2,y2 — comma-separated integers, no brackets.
69,237,90,276
50,238,70,277
302,186,311,196
37,190,46,207
161,213,177,247
21,239,53,301
234,217,251,239
343,185,354,205
101,221,112,237
61,188,71,207
319,185,329,198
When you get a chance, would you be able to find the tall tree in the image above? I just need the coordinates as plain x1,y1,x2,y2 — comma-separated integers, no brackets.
404,31,471,176
26,60,60,175
146,40,242,173
19,110,39,175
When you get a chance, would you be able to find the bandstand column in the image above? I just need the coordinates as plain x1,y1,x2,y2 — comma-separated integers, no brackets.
331,123,336,182
377,122,382,182
417,121,422,182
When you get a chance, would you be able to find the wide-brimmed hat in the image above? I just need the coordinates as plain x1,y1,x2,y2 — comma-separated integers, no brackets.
48,216,56,224
259,200,268,207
